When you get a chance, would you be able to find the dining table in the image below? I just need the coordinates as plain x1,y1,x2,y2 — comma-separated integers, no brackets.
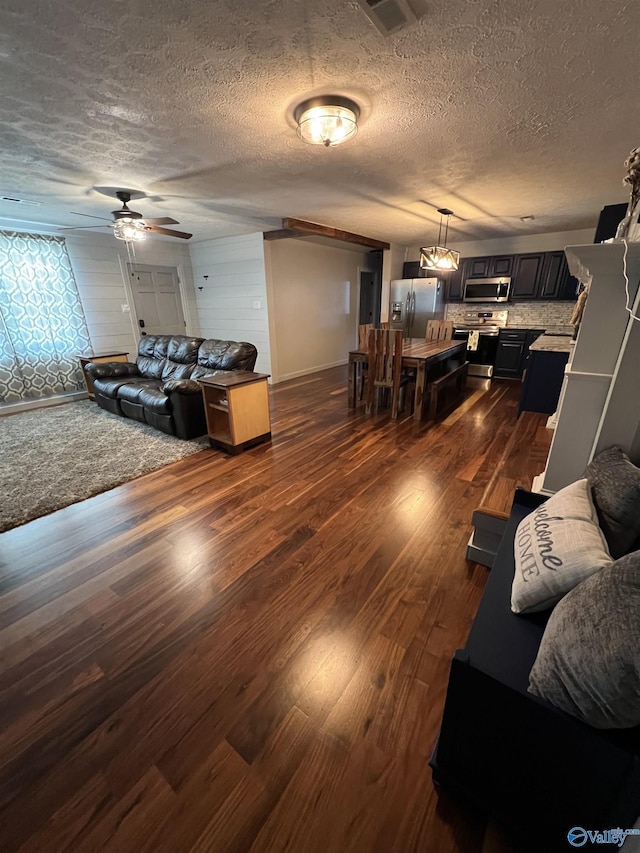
348,337,468,421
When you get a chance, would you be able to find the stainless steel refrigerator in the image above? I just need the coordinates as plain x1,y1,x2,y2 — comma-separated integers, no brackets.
389,278,444,339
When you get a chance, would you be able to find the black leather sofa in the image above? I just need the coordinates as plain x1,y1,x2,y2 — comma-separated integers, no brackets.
86,335,258,439
430,489,640,851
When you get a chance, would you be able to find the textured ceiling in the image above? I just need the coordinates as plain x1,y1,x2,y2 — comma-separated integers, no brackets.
0,0,638,244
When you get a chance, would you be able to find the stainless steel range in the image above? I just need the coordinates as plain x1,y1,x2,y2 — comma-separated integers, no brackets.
453,310,509,378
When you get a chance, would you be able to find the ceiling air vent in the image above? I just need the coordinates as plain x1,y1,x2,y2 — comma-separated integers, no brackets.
0,196,42,206
356,0,418,35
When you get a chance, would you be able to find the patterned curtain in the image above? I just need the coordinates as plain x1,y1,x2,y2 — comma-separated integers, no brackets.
0,232,91,403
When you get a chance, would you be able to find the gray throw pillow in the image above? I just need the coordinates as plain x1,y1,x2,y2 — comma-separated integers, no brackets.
585,446,640,559
511,479,613,614
528,549,640,729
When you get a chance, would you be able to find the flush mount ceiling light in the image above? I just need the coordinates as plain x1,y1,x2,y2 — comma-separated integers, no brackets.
294,96,360,147
420,208,460,272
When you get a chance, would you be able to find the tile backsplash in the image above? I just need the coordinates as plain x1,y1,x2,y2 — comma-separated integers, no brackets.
445,301,575,330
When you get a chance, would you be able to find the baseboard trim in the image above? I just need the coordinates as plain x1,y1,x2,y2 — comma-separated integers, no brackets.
272,359,348,384
0,390,88,416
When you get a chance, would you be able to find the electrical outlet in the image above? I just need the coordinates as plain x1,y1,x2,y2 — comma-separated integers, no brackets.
252,300,262,310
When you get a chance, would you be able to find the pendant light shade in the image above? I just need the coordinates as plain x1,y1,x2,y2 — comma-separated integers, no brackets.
420,208,459,271
294,96,359,147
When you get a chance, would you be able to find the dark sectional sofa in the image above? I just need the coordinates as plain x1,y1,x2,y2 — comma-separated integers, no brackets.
430,489,640,851
86,334,258,439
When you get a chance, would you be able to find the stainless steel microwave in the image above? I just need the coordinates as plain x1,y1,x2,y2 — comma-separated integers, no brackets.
463,277,511,302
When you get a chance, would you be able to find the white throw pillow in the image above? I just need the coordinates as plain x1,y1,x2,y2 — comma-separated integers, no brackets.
511,479,613,614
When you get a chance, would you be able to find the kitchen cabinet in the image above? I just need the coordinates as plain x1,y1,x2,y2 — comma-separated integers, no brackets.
558,258,580,301
466,257,492,278
518,349,570,415
465,255,514,279
510,253,546,300
494,330,527,378
444,251,579,303
493,329,543,379
444,259,467,302
538,252,579,300
490,256,514,276
402,261,427,278
538,251,565,299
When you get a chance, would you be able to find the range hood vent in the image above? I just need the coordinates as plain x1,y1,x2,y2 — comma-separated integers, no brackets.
356,0,419,35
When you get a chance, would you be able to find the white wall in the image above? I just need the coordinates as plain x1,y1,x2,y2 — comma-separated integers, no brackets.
264,239,370,384
188,233,271,376
406,228,595,262
0,220,198,359
66,233,198,356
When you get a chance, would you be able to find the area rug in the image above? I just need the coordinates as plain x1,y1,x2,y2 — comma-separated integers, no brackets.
0,401,210,533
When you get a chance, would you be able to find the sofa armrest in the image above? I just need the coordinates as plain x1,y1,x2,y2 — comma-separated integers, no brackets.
162,378,202,395
85,361,140,379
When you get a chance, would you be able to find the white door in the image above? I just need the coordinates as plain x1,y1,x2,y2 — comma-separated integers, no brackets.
128,264,186,337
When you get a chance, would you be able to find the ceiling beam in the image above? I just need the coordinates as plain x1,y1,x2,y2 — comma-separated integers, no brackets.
265,218,390,250
263,228,300,241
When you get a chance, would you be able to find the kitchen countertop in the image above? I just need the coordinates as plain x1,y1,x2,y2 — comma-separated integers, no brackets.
529,334,574,353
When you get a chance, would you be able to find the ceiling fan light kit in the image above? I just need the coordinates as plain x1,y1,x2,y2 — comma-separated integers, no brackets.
113,218,146,242
420,208,460,271
64,190,192,242
294,96,359,147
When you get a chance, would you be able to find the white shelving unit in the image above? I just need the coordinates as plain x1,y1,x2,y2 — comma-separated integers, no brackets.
534,242,640,493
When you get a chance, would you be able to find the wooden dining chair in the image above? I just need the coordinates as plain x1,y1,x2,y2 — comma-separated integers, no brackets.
426,320,454,342
356,323,374,401
358,323,374,350
365,328,405,418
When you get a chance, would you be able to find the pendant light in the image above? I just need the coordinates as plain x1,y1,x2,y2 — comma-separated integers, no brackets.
420,208,460,271
294,96,359,147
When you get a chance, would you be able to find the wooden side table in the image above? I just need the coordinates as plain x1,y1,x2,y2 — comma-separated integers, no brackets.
198,372,271,454
77,351,129,400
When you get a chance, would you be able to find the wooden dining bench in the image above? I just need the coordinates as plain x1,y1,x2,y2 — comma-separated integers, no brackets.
426,361,469,419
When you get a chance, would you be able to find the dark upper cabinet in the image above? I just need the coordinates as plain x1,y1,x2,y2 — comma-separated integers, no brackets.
539,252,580,301
444,251,579,302
510,253,546,300
490,256,514,277
402,261,426,278
539,251,565,299
445,259,467,301
466,256,513,278
467,257,492,278
558,257,580,300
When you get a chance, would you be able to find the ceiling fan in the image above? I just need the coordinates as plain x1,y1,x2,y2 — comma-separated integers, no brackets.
66,190,192,240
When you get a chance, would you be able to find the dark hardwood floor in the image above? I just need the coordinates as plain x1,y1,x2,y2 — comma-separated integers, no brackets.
0,367,551,852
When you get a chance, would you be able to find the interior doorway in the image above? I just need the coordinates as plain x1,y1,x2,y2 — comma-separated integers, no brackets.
359,269,382,327
127,264,186,337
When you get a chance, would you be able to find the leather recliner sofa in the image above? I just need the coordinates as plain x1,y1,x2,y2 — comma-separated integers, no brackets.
86,334,258,439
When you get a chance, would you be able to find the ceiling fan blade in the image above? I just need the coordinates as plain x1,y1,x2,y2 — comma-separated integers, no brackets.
140,217,179,226
69,212,111,221
59,225,109,231
145,225,192,239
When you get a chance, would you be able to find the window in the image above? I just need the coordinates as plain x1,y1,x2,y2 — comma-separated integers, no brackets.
0,231,91,403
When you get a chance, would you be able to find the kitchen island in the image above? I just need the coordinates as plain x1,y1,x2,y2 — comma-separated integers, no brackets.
518,334,573,416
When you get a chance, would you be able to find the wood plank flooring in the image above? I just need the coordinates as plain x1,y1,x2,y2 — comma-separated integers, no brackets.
0,368,551,852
